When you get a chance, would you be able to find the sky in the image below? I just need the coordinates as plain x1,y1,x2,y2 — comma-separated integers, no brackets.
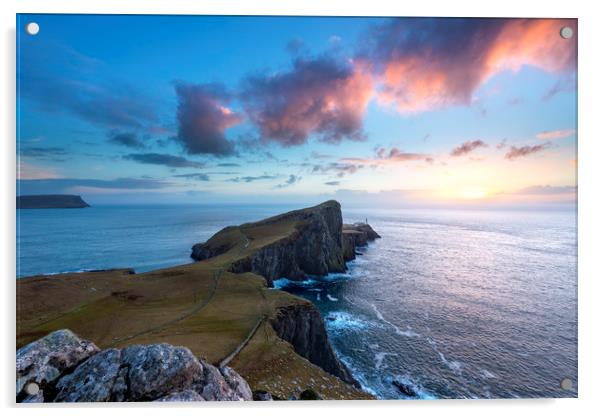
16,15,577,208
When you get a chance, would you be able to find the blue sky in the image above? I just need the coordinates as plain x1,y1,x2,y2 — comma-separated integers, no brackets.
17,15,577,207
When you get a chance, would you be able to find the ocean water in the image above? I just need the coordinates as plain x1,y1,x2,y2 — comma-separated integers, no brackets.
16,205,577,399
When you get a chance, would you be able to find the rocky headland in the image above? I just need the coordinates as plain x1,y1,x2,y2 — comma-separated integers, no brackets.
17,201,379,402
191,200,380,286
17,194,90,209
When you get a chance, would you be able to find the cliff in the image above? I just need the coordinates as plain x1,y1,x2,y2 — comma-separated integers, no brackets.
191,200,379,286
17,194,90,209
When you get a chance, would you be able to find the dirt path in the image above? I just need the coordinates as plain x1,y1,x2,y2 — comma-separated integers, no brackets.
109,268,223,346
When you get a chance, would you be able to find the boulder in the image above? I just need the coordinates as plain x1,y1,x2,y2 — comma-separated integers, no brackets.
155,390,205,402
54,349,122,402
16,329,99,401
120,343,204,401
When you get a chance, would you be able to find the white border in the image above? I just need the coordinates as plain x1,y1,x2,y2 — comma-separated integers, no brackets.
2,1,601,415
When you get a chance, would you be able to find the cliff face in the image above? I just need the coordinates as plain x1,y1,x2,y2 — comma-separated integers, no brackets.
342,223,381,261
17,194,90,209
192,200,347,286
270,303,359,388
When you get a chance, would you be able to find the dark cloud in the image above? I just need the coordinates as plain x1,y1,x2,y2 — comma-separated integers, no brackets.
20,147,68,160
124,153,205,168
227,175,278,183
376,147,432,163
174,82,242,156
450,140,488,157
109,131,146,149
216,163,241,167
324,181,340,186
312,162,364,177
275,174,301,189
505,143,550,160
361,18,576,113
18,177,171,194
240,55,373,147
173,173,210,181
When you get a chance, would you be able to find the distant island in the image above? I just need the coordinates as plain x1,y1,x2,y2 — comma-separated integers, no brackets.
16,201,380,402
17,195,90,209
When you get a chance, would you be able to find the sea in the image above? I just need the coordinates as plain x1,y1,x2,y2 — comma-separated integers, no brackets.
16,204,578,399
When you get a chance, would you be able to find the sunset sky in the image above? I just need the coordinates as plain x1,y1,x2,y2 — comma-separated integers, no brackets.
16,15,577,207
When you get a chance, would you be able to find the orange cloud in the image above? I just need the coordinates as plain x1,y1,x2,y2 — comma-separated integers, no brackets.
365,18,576,114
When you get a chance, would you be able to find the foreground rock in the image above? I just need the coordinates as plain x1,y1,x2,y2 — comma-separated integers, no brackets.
191,200,379,285
16,330,252,402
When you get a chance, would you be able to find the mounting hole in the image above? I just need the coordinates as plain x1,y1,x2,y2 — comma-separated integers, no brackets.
24,382,40,395
26,22,40,36
560,378,573,391
560,26,573,39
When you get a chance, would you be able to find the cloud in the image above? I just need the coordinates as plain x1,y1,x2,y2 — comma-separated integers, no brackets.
361,18,576,113
174,82,242,155
216,163,241,167
173,173,210,181
240,55,373,146
123,153,205,168
19,42,158,130
227,175,278,183
324,181,340,186
536,129,575,140
514,185,576,195
109,131,146,149
312,162,364,177
376,147,433,163
275,174,301,189
505,143,550,160
20,147,68,160
450,140,488,157
18,177,172,194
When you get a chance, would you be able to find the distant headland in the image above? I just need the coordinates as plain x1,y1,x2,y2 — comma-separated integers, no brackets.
17,195,90,209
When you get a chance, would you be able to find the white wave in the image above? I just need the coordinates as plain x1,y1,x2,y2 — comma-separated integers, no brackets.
371,303,420,338
326,311,367,330
480,369,497,379
374,352,398,370
326,294,339,302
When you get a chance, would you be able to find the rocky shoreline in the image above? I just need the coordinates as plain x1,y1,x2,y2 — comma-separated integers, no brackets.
17,201,379,402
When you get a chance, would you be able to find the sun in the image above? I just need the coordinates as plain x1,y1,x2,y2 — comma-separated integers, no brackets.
458,187,489,200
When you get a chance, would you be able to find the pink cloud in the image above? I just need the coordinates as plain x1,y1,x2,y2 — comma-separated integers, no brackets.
536,128,576,140
365,18,576,114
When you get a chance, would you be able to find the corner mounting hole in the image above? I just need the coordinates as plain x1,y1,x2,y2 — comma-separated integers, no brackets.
26,22,40,36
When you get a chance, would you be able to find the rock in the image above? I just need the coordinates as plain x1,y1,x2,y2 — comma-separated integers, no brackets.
199,360,251,401
271,303,358,387
299,388,323,400
54,348,122,402
252,390,273,401
16,329,100,402
17,330,255,402
155,390,205,402
121,344,204,401
220,366,253,401
392,379,418,397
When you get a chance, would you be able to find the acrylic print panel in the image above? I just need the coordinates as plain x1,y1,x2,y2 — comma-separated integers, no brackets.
16,14,577,402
